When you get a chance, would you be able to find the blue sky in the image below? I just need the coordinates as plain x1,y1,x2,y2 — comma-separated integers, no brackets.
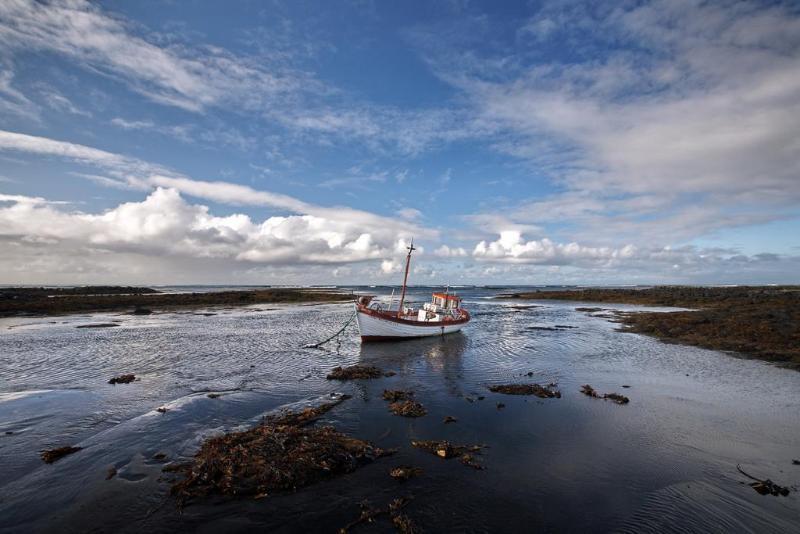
0,0,798,285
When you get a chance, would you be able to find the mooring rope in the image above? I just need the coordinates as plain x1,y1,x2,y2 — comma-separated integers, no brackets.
304,310,357,348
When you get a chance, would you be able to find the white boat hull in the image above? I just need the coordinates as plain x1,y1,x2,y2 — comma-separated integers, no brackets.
356,308,466,341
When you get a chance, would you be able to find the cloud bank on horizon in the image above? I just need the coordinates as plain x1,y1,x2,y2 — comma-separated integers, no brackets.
0,0,798,285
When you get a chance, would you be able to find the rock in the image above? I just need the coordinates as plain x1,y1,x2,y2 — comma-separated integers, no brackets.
443,416,457,424
207,393,221,399
156,407,168,413
108,374,136,385
106,467,117,480
41,446,82,464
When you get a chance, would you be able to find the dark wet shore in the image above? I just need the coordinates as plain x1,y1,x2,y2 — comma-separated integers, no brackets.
509,286,800,368
0,286,350,317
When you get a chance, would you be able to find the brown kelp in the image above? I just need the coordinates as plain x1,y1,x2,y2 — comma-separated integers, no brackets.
580,385,630,405
327,365,395,380
170,398,393,504
41,446,82,464
488,383,561,398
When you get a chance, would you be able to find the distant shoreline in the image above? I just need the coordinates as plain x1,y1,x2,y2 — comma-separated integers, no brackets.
507,286,800,369
0,287,352,317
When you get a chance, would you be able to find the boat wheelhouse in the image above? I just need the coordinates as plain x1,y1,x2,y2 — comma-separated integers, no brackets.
355,241,470,341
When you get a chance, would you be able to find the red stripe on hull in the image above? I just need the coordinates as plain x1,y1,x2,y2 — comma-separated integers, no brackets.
361,334,461,342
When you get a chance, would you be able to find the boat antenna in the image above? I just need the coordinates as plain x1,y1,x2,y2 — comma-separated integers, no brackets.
397,238,415,318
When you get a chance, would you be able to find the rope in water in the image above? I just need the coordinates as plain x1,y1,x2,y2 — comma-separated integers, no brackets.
304,311,357,348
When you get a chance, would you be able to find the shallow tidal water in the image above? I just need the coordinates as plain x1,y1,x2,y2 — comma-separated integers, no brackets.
1,287,798,533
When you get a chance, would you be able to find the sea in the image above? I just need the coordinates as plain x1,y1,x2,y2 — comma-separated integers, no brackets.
1,286,798,533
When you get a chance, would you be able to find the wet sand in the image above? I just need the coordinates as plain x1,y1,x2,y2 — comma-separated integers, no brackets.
1,288,798,532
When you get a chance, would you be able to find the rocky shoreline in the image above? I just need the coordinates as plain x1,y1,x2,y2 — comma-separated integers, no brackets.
0,286,351,317
508,286,800,369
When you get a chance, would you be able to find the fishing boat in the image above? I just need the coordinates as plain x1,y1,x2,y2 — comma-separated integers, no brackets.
355,241,470,341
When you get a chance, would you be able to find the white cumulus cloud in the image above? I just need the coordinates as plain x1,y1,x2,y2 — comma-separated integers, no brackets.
473,231,637,265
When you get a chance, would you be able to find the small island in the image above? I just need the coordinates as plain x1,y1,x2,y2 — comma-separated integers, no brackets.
0,286,350,317
508,286,800,369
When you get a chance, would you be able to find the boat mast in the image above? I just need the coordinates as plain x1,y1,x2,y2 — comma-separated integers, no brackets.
397,239,415,317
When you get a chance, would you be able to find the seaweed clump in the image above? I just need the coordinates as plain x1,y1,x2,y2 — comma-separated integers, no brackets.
41,446,82,463
339,496,415,533
580,385,630,405
737,464,791,496
170,398,392,503
388,400,427,418
383,390,413,401
389,466,423,481
108,374,136,385
411,440,486,469
327,365,395,380
488,383,561,398
267,396,351,426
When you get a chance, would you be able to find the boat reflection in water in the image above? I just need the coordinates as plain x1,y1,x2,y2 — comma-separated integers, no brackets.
358,331,469,396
